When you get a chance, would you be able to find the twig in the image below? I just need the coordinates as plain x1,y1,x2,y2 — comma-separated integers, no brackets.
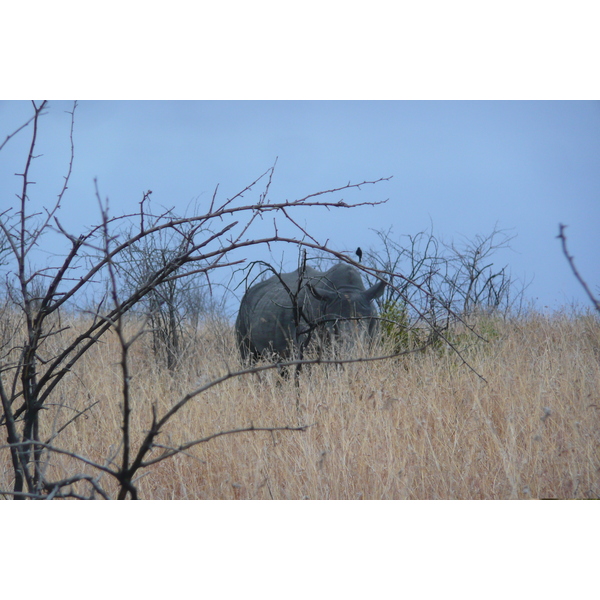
141,425,310,467
558,224,600,313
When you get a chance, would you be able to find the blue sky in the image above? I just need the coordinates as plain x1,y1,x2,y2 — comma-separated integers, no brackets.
1,100,599,313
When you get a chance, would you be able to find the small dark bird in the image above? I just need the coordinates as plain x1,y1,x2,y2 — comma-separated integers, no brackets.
356,247,363,263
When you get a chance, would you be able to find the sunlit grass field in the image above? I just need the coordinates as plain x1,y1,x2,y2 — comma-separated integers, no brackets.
2,311,599,499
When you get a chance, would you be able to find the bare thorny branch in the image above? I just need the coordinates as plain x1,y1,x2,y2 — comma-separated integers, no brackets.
558,224,599,314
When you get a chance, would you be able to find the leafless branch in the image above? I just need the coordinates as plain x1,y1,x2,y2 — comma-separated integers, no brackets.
0,110,40,154
140,424,310,468
558,224,599,313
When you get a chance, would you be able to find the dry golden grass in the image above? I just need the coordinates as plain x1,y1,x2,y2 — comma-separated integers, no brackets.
1,311,599,499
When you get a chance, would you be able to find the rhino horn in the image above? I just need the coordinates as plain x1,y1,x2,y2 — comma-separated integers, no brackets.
365,279,386,301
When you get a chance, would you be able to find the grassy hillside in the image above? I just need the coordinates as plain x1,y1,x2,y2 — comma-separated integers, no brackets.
1,311,599,499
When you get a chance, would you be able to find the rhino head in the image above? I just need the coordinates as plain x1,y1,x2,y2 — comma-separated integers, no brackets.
307,277,387,338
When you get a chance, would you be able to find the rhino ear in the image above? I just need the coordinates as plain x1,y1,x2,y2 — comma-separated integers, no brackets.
365,279,386,302
307,284,336,302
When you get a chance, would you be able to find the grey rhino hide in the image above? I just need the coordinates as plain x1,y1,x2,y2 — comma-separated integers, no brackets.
235,263,386,361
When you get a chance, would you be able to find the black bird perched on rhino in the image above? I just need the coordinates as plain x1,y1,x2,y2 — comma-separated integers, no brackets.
235,263,386,362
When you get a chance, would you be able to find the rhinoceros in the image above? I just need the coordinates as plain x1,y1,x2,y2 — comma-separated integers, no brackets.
235,263,386,361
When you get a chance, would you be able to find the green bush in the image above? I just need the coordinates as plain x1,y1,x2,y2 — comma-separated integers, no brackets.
379,299,413,353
